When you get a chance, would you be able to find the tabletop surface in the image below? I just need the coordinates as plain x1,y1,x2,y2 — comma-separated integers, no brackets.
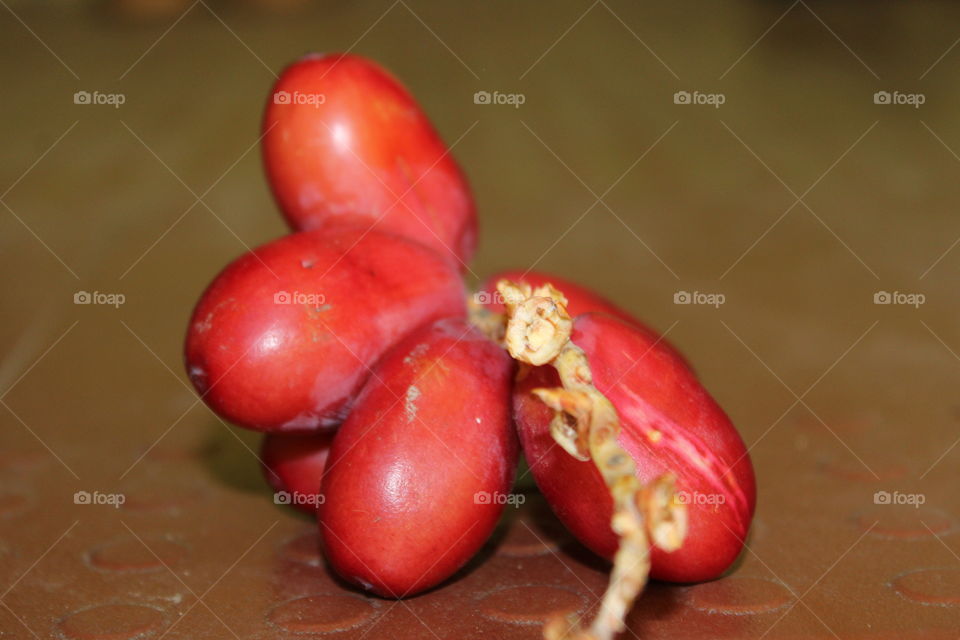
2,1,960,638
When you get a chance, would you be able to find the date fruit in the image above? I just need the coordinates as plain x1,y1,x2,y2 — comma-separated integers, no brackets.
184,226,465,432
319,317,517,597
263,53,477,268
514,312,755,583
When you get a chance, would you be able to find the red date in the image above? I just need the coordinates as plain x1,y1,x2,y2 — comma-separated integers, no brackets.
185,226,465,432
263,53,477,268
319,317,517,597
514,312,755,582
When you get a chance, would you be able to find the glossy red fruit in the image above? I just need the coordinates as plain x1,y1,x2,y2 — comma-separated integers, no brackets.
185,226,465,432
263,53,476,268
514,312,755,583
261,432,333,514
478,269,692,370
319,317,517,597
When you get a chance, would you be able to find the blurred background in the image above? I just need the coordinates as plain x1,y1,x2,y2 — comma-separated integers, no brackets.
2,1,960,638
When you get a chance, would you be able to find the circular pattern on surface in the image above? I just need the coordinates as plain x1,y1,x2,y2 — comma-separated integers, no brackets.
478,585,585,625
58,604,165,639
266,595,375,633
87,538,187,573
892,568,960,607
856,506,955,540
687,577,792,615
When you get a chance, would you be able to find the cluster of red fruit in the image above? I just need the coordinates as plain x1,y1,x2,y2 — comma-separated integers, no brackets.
184,53,755,633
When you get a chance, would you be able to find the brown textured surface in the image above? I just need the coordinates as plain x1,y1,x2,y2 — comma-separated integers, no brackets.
3,1,960,638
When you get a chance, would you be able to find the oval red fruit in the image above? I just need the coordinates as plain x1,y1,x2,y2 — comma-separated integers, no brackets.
319,317,517,597
261,432,333,514
514,312,755,583
263,53,477,268
184,226,465,432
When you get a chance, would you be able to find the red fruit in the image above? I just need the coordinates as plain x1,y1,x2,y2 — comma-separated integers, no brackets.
319,317,517,597
479,269,692,370
184,226,465,432
514,312,755,583
263,53,476,268
261,432,333,514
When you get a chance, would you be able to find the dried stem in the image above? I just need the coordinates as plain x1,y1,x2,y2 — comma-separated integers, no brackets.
494,279,687,640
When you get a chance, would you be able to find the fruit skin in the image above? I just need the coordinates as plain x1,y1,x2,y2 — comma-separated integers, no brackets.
319,317,517,598
479,269,692,370
184,226,465,432
261,432,333,514
514,312,755,583
263,53,477,268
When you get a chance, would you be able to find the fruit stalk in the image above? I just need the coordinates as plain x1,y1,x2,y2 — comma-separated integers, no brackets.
496,280,687,640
